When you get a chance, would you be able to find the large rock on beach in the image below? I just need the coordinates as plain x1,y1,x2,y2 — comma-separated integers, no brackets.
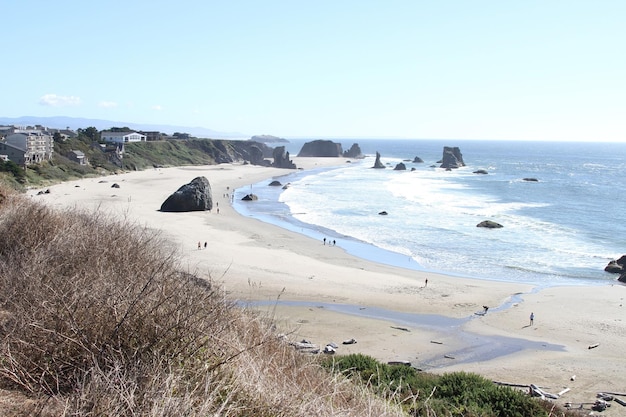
439,146,465,169
248,144,266,166
372,151,385,169
160,176,213,212
297,140,343,157
272,146,297,169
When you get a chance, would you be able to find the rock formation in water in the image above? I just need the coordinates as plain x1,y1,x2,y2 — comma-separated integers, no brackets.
477,220,503,228
439,146,465,169
372,152,385,169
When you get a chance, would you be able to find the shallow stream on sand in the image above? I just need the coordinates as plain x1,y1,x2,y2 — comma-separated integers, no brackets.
241,298,564,369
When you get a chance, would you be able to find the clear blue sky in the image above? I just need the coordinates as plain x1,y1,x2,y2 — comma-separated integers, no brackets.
3,1,625,141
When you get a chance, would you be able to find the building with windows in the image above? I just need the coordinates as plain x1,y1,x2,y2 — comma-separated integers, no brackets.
100,131,147,144
0,131,54,165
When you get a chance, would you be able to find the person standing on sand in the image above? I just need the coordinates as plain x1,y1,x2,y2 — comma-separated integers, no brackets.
530,312,534,326
424,278,428,288
197,241,201,250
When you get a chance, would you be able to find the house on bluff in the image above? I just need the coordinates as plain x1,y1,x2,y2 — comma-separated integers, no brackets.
100,131,147,144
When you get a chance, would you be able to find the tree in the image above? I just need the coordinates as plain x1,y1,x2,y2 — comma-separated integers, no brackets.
77,127,99,142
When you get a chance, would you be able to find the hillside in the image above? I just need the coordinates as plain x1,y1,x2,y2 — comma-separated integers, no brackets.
2,138,275,189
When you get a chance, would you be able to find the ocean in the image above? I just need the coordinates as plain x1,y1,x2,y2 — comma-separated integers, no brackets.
232,139,626,288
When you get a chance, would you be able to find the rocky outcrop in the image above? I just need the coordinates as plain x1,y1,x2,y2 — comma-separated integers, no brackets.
269,180,282,186
160,177,212,212
413,156,424,163
241,193,258,201
605,255,626,273
272,146,296,169
343,143,364,158
393,162,406,171
477,220,503,228
248,144,266,166
297,140,343,157
372,152,385,169
523,178,539,182
439,146,465,169
473,169,488,175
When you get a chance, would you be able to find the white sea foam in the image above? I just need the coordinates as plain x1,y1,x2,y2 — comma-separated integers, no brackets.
238,139,626,286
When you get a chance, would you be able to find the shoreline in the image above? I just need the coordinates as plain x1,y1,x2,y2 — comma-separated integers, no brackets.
27,158,626,414
234,156,614,288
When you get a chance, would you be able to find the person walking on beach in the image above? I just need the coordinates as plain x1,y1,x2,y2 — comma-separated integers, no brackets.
323,237,326,245
530,312,534,326
424,278,428,288
197,241,201,250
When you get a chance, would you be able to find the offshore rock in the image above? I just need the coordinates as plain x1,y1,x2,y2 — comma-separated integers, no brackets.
297,140,343,157
372,151,385,169
242,193,258,201
605,255,626,273
413,156,424,163
160,176,212,212
477,220,503,228
393,162,406,171
439,146,465,169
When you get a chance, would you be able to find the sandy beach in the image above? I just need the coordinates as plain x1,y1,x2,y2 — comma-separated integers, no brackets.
29,158,626,414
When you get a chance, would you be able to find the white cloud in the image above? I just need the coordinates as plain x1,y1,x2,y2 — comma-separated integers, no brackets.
151,105,163,111
98,101,118,108
39,94,81,107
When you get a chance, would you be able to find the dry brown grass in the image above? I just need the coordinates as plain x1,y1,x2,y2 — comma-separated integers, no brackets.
0,186,404,416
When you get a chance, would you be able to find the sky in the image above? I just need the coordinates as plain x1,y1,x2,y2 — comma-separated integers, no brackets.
2,1,625,141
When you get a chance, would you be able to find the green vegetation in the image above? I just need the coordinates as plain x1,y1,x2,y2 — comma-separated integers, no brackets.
322,354,584,417
0,130,270,189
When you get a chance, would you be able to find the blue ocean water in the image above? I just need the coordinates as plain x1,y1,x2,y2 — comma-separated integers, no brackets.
233,139,626,287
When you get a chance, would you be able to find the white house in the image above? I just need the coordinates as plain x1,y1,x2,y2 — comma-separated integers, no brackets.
101,131,146,144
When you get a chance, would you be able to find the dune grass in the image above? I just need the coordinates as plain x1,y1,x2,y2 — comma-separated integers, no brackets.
0,186,404,416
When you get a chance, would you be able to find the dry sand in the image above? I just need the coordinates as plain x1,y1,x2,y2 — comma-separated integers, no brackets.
29,158,626,414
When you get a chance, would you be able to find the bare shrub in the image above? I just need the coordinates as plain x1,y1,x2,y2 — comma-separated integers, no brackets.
0,189,404,416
